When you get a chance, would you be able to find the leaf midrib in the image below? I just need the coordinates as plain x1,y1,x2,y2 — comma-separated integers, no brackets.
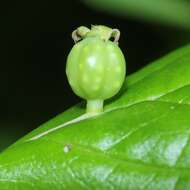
26,82,190,143
10,99,189,176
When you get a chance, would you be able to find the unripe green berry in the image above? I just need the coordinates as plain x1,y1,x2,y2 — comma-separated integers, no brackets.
66,25,126,114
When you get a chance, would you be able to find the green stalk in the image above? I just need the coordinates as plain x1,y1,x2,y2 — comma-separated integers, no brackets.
86,99,104,114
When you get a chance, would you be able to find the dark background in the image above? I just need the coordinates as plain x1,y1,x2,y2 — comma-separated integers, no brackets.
2,0,190,150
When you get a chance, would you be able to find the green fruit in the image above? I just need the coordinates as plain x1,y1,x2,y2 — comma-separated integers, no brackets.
66,25,126,114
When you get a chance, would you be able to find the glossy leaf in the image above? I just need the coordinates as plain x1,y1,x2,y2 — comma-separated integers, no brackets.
1,44,190,189
81,0,190,29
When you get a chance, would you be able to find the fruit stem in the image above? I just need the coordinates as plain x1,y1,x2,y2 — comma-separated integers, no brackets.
86,99,104,114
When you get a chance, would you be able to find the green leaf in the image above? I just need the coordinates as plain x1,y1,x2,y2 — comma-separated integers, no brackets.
81,0,190,29
1,44,190,189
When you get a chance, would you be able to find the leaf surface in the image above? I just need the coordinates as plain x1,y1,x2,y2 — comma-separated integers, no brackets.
81,0,190,29
1,45,190,190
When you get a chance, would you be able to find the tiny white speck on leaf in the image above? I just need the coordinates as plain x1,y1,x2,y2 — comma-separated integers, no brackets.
64,145,71,153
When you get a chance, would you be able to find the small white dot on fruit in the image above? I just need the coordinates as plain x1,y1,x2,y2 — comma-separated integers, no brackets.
95,77,101,83
115,66,122,73
82,75,88,83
